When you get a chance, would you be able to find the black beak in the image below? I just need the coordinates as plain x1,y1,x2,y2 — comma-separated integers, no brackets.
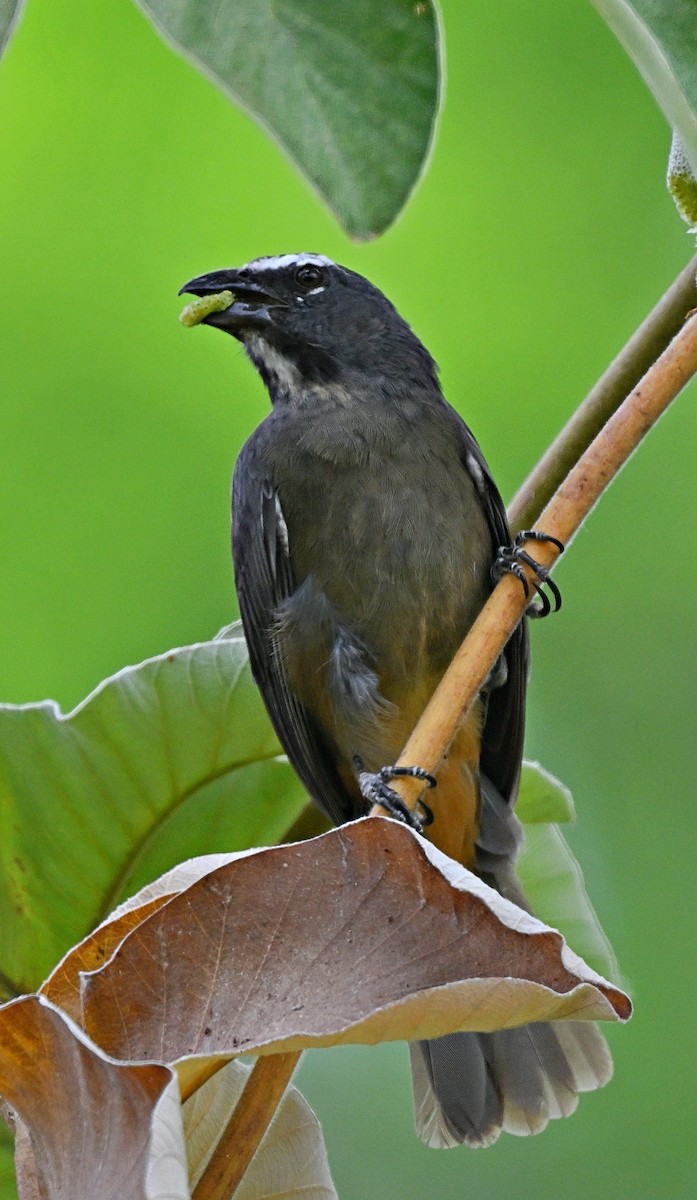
179,268,284,334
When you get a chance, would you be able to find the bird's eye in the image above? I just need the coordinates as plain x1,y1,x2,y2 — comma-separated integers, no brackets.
294,263,325,290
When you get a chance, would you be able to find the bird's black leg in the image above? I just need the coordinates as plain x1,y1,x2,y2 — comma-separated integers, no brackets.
493,530,564,618
354,757,436,832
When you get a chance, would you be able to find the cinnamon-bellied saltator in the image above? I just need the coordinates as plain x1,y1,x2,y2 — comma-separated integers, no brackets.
180,254,610,1148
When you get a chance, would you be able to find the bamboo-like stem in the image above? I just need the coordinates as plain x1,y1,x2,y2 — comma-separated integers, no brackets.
508,254,697,533
373,311,697,813
193,1051,302,1200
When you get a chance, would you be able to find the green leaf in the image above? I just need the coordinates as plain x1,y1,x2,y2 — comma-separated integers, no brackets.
516,760,576,824
517,822,621,984
0,635,307,995
667,130,697,226
134,0,442,239
0,0,24,59
517,763,618,982
592,0,697,179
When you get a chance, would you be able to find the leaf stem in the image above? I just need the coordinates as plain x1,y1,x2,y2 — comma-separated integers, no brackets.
378,309,697,810
192,1051,302,1200
508,253,697,532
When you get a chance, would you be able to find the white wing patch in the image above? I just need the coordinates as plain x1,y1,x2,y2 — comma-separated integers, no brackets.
466,451,487,496
274,493,290,555
243,253,335,273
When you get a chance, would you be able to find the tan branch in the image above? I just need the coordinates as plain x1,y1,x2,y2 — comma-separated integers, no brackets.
193,1051,302,1200
376,310,697,812
508,254,697,533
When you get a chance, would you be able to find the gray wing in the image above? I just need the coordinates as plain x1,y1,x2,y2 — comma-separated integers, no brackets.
444,404,529,810
232,437,355,826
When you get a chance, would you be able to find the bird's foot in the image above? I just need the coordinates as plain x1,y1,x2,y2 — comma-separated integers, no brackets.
354,758,436,832
493,530,564,618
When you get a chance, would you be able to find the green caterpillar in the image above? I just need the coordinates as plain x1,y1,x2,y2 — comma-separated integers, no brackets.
179,290,234,328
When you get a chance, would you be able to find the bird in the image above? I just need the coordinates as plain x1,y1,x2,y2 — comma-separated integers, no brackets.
179,253,611,1148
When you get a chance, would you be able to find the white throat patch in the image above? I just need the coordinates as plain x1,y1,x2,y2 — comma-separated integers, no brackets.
245,334,303,393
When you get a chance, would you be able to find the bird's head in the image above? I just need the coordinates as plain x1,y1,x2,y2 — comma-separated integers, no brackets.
179,253,439,395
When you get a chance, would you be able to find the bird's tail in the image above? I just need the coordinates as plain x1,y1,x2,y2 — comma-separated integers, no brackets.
410,1019,612,1148
410,776,613,1148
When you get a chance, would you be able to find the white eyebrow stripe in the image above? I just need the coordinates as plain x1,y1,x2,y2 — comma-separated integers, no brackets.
243,253,335,272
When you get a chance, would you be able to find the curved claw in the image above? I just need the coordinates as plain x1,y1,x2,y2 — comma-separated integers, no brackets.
493,554,531,599
381,765,437,790
354,758,437,833
542,573,562,612
415,797,434,828
528,585,551,620
518,529,565,555
513,563,531,599
493,529,563,617
510,549,562,615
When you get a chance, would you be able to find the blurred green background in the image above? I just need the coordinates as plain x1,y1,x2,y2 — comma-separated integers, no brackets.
1,1,696,1197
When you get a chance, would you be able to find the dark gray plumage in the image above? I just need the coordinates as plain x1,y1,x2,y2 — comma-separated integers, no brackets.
180,253,612,1147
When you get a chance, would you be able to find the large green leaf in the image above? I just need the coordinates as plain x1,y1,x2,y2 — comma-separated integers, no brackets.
518,822,621,985
0,635,307,996
133,0,442,238
516,761,619,982
593,0,697,177
0,0,24,58
516,760,576,824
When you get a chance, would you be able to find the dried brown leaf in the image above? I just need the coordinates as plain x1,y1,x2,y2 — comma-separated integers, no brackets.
41,895,174,1022
80,820,630,1065
39,855,236,1022
12,1117,46,1200
0,995,187,1200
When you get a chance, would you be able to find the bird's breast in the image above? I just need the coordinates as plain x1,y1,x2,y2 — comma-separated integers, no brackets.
267,422,493,683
